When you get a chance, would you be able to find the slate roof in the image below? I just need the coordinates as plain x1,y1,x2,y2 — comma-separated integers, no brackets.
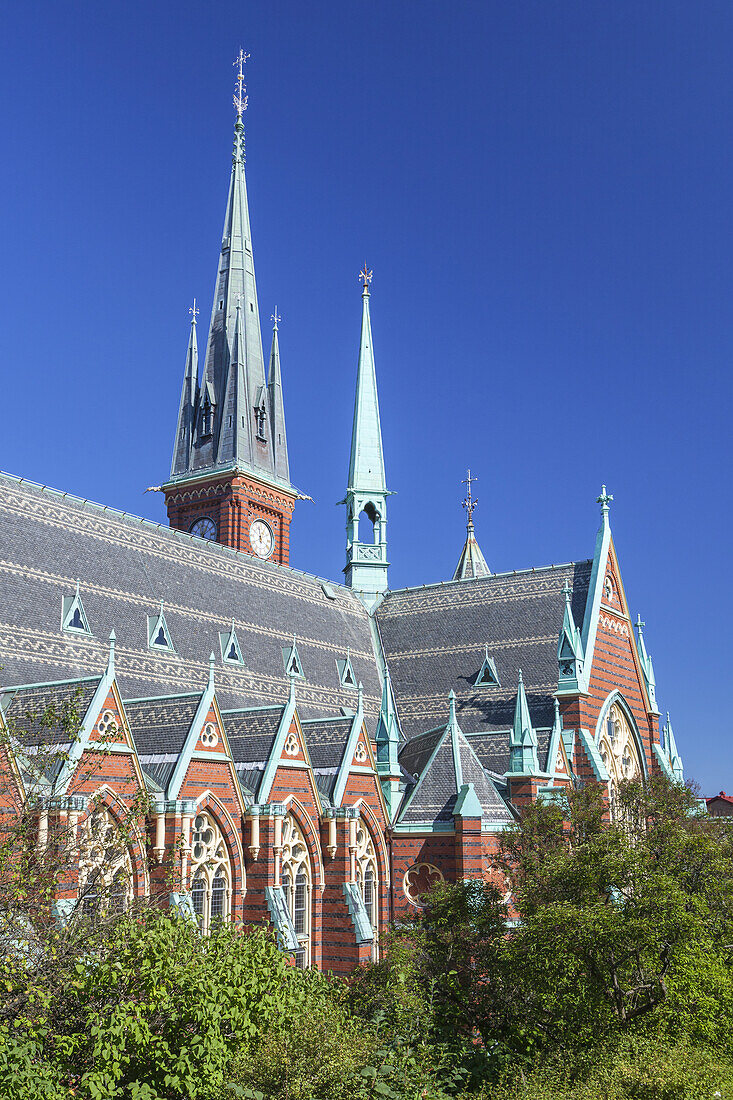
301,716,354,801
123,693,201,757
223,706,284,797
377,561,592,740
1,677,101,747
0,473,382,722
466,727,553,777
398,726,514,827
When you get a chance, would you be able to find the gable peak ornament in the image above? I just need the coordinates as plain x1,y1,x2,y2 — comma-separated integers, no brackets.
359,263,373,293
462,468,478,526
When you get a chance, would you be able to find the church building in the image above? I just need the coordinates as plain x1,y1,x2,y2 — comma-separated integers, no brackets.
0,57,684,974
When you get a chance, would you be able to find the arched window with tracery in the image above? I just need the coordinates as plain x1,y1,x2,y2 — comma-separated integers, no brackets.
78,805,133,921
598,701,644,819
190,811,232,934
354,821,379,960
280,814,311,968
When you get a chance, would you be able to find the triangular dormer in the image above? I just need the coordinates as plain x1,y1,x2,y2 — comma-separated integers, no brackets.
61,582,92,636
147,601,174,652
336,650,357,690
474,646,500,688
282,637,305,680
219,621,244,665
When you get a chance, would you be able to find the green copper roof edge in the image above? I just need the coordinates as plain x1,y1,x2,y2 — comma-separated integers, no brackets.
1,674,102,694
168,681,215,800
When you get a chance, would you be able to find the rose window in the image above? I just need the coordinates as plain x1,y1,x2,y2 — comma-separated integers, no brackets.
190,811,231,934
284,733,299,756
96,710,118,738
403,862,444,907
201,722,219,748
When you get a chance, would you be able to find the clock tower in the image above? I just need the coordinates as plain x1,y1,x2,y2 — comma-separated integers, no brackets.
161,53,297,566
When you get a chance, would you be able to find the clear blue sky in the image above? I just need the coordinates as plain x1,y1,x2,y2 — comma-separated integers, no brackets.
1,2,731,793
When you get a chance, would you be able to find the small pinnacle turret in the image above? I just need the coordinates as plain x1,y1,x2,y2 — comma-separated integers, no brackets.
342,267,391,607
452,469,490,580
268,308,289,482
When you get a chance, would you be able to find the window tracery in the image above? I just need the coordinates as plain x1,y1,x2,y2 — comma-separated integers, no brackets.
190,811,231,934
355,822,379,959
280,814,311,967
597,702,643,819
78,805,133,920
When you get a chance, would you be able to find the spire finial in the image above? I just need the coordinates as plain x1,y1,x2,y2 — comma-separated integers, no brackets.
461,469,478,527
562,578,572,604
209,651,216,687
448,688,457,723
597,484,614,516
108,629,116,674
271,307,281,331
635,613,645,634
233,48,250,119
189,298,199,326
359,263,373,295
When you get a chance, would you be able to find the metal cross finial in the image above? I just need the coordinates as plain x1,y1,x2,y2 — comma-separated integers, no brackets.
596,484,614,512
461,468,478,524
189,298,199,325
562,579,573,602
271,307,281,330
233,48,250,118
635,613,645,632
359,263,373,290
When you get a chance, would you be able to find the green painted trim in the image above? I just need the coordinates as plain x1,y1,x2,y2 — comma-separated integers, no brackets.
257,684,298,804
167,679,215,799
332,687,365,807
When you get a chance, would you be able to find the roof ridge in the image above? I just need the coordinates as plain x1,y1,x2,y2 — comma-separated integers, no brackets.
385,559,593,597
0,469,359,598
1,674,102,692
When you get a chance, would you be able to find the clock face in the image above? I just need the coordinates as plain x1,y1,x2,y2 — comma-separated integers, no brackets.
249,519,274,559
189,517,217,541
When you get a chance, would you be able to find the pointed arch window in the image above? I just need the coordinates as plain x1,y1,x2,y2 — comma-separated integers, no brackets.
280,814,311,968
78,806,133,922
147,602,174,652
355,822,379,960
219,622,244,665
597,702,644,821
189,811,232,934
62,583,92,636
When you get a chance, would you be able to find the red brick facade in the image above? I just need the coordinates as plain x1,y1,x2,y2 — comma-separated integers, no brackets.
164,470,296,566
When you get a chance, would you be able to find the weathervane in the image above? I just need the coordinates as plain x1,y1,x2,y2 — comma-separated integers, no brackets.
189,298,199,325
271,307,281,330
233,48,250,119
462,469,478,525
359,263,373,291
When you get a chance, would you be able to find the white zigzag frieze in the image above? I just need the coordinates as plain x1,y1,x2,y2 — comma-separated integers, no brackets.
379,573,589,618
0,559,375,664
384,634,557,662
0,486,365,619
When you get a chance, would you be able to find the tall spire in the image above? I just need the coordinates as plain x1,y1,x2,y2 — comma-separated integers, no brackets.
267,308,289,481
343,267,391,607
175,51,290,489
348,266,386,492
452,469,490,580
171,302,200,476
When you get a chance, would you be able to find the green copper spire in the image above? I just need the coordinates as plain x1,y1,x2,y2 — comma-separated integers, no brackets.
171,301,200,476
343,267,391,607
171,52,291,490
635,614,659,714
508,669,540,775
375,669,404,819
267,309,289,482
557,580,585,694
